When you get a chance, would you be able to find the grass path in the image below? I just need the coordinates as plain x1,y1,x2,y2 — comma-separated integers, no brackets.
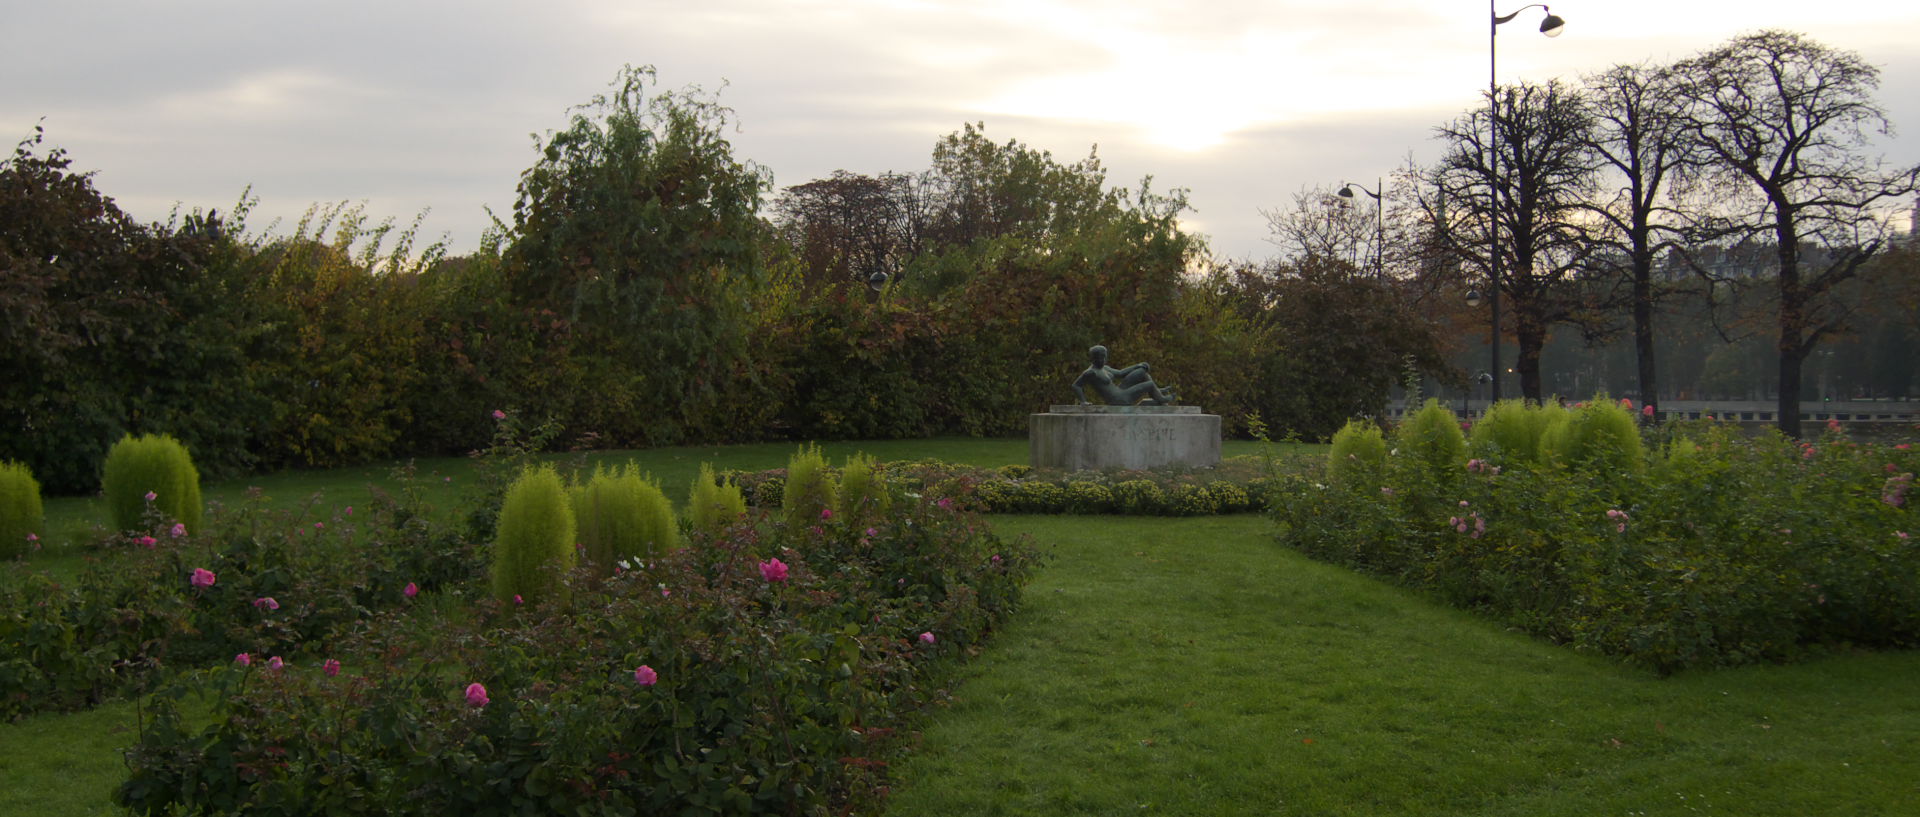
885,515,1920,816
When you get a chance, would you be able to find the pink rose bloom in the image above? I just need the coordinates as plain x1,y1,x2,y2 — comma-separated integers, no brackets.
144,491,157,502
865,527,878,537
936,497,953,510
1898,531,1910,540
404,582,419,598
234,653,251,667
1620,398,1633,409
344,506,353,515
1642,404,1655,418
990,554,1002,564
759,558,789,583
169,523,186,538
919,632,936,645
513,594,524,605
314,522,325,530
253,597,280,611
136,535,157,548
266,656,284,671
323,658,341,677
466,682,489,707
492,409,506,420
190,568,216,589
634,665,658,686
661,587,671,597
820,507,833,521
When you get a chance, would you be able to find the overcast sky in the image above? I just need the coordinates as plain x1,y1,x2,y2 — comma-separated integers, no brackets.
5,0,1917,263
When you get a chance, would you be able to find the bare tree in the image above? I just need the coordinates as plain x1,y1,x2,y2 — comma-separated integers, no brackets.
1423,79,1601,403
1260,186,1377,269
1577,61,1700,409
1673,30,1920,437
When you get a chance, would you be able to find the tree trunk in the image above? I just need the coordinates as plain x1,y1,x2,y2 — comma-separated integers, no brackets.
1515,312,1548,404
1776,235,1804,438
1633,256,1657,410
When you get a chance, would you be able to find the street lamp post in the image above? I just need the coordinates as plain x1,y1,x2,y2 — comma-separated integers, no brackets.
1337,178,1385,274
1487,3,1563,402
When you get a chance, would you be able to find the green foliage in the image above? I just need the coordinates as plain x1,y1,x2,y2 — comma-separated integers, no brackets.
572,464,679,573
490,465,577,603
1327,420,1388,488
115,490,1038,816
782,444,838,528
0,461,43,559
837,452,891,522
687,462,747,535
1274,406,1920,673
1391,399,1467,487
1469,399,1548,465
100,434,202,534
1540,398,1646,476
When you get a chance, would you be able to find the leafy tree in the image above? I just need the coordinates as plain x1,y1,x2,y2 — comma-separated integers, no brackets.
1672,30,1920,436
772,171,922,286
1423,80,1602,404
504,65,773,445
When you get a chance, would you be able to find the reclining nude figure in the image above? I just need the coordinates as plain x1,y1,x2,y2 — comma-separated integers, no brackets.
1072,345,1179,406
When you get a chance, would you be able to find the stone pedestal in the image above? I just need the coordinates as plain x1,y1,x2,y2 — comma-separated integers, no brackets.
1029,405,1222,472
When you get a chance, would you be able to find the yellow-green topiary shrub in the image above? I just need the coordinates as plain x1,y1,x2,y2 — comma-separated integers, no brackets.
1328,419,1388,488
492,465,577,604
783,443,837,528
572,464,679,574
0,461,45,559
1541,398,1646,474
1392,399,1467,480
100,434,202,534
1469,399,1548,466
836,453,891,522
688,462,747,535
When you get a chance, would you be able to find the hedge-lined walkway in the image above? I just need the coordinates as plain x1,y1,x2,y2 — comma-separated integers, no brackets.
885,515,1920,816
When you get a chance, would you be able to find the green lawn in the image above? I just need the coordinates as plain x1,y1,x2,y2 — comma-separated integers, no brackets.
884,515,1920,816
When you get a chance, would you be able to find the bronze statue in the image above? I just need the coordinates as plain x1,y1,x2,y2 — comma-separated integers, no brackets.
1073,345,1178,406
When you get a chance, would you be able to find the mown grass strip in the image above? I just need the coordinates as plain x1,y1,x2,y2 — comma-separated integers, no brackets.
885,515,1920,816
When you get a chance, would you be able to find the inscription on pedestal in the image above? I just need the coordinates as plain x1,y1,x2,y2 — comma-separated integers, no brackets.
1030,406,1220,471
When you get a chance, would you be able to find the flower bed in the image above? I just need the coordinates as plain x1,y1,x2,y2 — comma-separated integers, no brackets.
726,457,1279,516
1274,411,1920,674
115,497,1036,815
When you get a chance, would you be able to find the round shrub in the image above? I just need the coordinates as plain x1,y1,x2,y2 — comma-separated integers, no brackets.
1328,419,1388,488
1205,480,1252,513
573,464,678,573
100,434,202,534
1469,399,1547,465
491,465,577,604
1063,481,1115,514
0,461,44,559
837,452,891,521
1112,480,1167,514
782,444,837,528
1168,483,1218,516
688,462,747,534
1542,399,1646,474
1392,399,1467,480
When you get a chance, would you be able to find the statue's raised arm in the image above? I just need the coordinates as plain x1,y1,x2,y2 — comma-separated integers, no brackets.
1073,345,1178,406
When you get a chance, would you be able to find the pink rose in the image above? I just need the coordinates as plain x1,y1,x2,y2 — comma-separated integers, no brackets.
634,665,658,686
759,558,789,583
136,535,157,548
266,656,284,671
404,582,419,598
169,523,186,538
936,497,953,510
492,409,506,420
323,658,341,677
190,568,216,589
865,527,878,537
1642,404,1655,418
919,632,936,645
1620,398,1633,409
253,597,280,611
234,653,251,667
513,594,524,605
465,682,489,707
820,508,833,521
144,491,157,502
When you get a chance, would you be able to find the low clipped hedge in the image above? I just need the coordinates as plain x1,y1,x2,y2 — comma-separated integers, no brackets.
726,457,1278,517
116,495,1037,816
1273,409,1920,674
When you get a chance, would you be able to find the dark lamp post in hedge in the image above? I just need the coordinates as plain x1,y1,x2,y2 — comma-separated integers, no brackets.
1485,2,1564,402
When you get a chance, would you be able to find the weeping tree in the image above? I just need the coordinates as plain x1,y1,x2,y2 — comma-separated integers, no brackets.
1672,30,1920,437
1422,79,1602,403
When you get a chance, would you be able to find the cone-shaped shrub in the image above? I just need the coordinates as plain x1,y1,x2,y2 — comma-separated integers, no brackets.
491,465,577,604
836,453,891,521
1541,398,1645,474
1392,399,1467,480
783,443,837,528
1469,399,1548,465
1327,420,1388,488
688,463,747,534
101,434,202,534
572,464,680,573
0,461,44,559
